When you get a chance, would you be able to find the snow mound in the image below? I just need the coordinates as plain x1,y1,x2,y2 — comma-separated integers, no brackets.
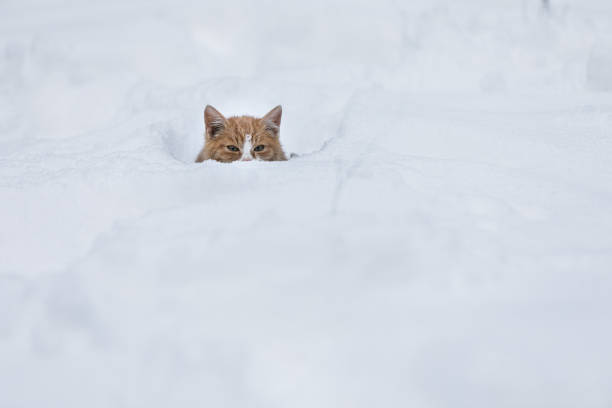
587,41,612,91
2,1,612,408
157,118,202,164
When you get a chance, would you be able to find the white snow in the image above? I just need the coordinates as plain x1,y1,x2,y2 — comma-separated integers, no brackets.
1,0,612,407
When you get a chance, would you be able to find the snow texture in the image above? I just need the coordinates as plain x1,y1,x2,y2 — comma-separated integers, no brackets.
1,0,612,407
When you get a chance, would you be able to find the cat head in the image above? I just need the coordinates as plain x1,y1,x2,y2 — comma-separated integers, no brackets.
199,105,287,162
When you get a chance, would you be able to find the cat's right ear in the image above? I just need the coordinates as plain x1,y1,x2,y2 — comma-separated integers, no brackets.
204,105,226,138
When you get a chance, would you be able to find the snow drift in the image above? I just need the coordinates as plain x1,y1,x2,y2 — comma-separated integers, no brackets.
1,0,612,407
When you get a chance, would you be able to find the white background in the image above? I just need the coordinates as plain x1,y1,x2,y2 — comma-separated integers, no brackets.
1,0,612,407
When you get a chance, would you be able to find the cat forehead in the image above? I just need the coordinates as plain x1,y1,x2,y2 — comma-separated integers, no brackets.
224,126,268,141
227,116,262,130
222,130,263,142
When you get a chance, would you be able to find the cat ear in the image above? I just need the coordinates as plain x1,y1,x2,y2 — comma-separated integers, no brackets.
204,105,226,138
263,105,282,134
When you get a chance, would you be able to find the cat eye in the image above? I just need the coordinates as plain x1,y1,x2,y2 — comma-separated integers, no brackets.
226,145,239,152
254,145,265,152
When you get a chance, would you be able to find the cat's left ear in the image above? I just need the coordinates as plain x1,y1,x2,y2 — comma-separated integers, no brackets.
263,105,282,134
204,105,227,139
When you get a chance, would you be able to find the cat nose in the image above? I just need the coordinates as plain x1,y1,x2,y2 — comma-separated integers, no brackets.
241,157,253,162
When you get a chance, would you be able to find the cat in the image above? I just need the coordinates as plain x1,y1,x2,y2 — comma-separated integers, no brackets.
196,105,288,163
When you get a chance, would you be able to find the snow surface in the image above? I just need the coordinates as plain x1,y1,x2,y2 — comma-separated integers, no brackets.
1,0,612,407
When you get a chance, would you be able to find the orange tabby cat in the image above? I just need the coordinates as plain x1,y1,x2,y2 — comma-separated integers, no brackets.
196,105,287,163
